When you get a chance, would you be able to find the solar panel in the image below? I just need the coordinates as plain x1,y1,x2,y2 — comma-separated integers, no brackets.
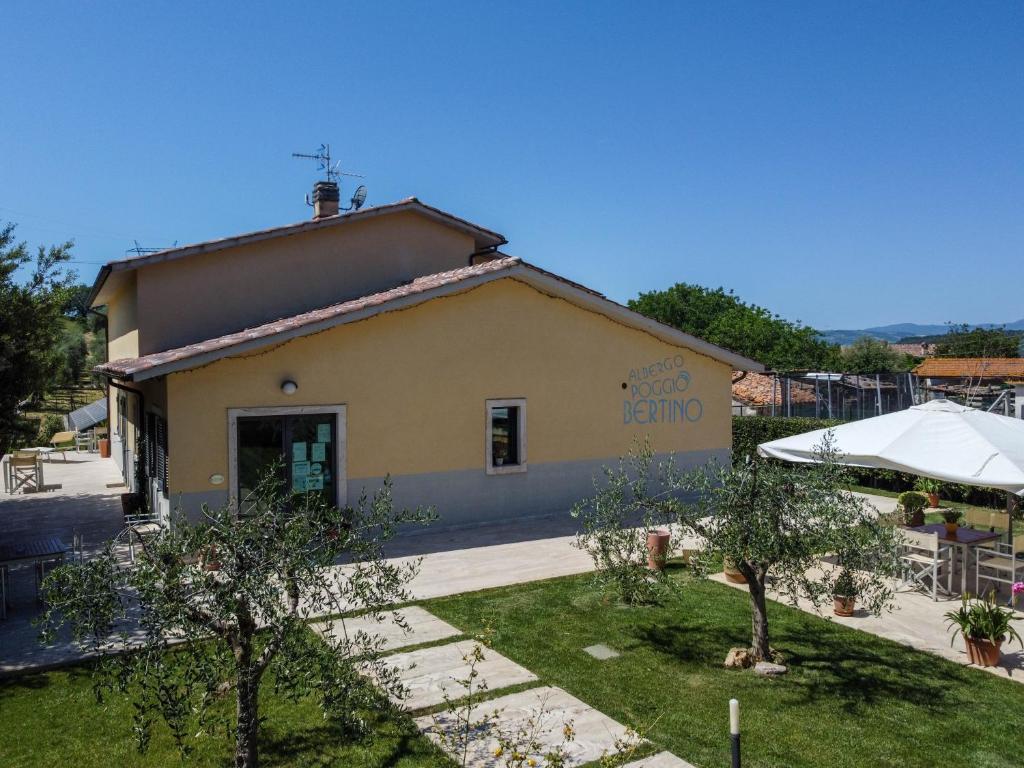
67,398,108,432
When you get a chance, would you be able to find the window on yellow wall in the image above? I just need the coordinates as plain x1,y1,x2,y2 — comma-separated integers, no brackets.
485,399,527,475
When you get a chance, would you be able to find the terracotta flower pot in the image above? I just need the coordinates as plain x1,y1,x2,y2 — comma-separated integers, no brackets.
833,596,856,617
723,558,747,584
202,545,221,572
906,510,925,527
927,493,940,508
965,636,1003,667
646,529,671,571
944,522,959,536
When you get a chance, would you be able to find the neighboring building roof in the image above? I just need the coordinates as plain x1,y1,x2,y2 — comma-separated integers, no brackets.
97,257,764,381
914,357,1024,379
88,198,507,307
731,372,816,407
890,342,935,357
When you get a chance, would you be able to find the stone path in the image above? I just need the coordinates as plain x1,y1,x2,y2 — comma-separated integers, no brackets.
314,606,461,652
357,606,696,768
416,686,635,768
378,640,538,710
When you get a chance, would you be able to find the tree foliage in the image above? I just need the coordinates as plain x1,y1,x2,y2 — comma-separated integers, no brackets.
0,222,76,454
571,441,673,605
840,337,915,373
41,471,434,768
666,436,902,661
934,323,1021,358
627,283,839,371
577,437,901,663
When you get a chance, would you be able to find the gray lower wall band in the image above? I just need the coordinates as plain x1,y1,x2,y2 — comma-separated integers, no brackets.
169,448,729,528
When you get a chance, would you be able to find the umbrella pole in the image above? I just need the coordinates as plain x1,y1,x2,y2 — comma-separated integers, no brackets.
1007,492,1015,546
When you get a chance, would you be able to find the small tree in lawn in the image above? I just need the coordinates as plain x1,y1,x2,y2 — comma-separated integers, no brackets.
666,433,902,662
571,440,673,605
41,469,433,768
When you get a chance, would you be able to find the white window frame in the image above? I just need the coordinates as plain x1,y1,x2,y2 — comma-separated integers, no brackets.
485,398,527,475
227,404,347,506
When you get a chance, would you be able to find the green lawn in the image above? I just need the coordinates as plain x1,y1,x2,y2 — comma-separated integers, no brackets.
3,572,1023,767
425,572,1024,768
0,664,444,767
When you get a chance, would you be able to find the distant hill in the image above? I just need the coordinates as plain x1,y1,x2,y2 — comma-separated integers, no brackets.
820,320,1024,347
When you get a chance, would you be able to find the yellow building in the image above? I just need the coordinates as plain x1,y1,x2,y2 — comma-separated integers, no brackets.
89,194,762,525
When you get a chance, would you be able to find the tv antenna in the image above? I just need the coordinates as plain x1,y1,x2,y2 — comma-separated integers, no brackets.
292,143,368,211
126,239,178,257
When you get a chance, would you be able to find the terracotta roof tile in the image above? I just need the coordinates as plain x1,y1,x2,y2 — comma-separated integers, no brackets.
731,372,816,406
914,358,1024,379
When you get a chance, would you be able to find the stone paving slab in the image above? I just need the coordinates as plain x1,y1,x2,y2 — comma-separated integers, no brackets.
622,751,696,768
416,685,634,767
382,640,538,711
313,606,461,653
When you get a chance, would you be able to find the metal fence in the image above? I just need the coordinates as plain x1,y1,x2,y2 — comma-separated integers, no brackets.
736,372,1019,421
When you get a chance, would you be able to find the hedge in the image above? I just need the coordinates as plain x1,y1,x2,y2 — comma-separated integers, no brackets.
731,415,842,463
731,416,1007,508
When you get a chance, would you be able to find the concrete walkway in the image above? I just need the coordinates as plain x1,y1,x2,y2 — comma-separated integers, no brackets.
316,606,695,767
0,452,127,672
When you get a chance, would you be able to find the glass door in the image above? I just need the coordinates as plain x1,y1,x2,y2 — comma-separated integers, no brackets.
236,412,337,510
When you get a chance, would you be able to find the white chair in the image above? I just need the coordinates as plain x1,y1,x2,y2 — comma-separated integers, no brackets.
74,432,91,453
117,502,165,565
976,537,1021,599
900,529,952,601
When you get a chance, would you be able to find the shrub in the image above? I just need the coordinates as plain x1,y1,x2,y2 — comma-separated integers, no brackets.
897,491,927,514
731,416,842,463
36,413,65,444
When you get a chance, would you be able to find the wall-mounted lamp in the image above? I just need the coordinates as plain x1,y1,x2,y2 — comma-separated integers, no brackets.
281,379,298,395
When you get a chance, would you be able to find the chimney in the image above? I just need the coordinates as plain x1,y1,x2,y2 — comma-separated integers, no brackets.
311,180,340,219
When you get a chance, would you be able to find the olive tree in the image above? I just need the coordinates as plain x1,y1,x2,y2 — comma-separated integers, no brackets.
571,440,673,605
665,434,902,661
41,471,432,768
575,435,902,663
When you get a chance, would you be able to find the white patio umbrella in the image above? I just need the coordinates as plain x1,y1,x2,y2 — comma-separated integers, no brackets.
758,399,1024,541
758,399,1024,494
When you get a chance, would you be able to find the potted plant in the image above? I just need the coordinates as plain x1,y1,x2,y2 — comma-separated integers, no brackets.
897,491,927,527
940,508,963,536
914,477,942,508
945,592,1023,667
833,568,858,617
646,528,671,571
722,557,747,584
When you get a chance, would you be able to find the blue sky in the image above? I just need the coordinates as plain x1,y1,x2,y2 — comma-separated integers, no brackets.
3,2,1021,329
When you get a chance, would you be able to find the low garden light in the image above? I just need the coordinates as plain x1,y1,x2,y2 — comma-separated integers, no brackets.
280,379,298,395
730,698,741,768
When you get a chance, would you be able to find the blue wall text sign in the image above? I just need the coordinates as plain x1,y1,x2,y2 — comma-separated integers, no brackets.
624,354,703,424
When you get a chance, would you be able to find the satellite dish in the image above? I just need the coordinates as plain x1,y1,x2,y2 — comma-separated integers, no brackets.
350,185,367,211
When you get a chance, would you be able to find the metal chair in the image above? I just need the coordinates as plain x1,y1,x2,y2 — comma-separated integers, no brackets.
117,502,165,565
964,508,995,530
976,538,1020,599
900,529,952,601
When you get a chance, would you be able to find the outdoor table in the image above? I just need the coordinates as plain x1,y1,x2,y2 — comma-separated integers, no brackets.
0,536,69,616
909,524,1001,596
